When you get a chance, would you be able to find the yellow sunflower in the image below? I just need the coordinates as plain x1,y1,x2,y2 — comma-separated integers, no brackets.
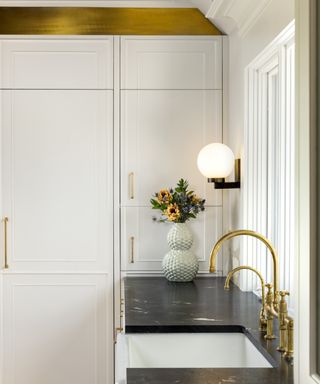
165,203,180,222
157,189,172,203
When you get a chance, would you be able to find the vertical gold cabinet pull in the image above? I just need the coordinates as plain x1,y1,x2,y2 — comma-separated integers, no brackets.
130,236,135,263
129,172,135,200
3,217,8,269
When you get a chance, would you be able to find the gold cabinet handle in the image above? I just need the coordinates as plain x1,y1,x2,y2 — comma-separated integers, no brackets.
130,236,134,263
2,217,8,269
129,172,135,200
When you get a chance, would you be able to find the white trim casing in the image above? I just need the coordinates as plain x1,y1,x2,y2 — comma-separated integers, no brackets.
295,0,320,382
242,22,295,310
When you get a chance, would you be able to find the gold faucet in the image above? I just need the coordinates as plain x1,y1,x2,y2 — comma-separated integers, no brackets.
224,265,267,331
209,229,280,309
263,284,294,362
210,230,293,362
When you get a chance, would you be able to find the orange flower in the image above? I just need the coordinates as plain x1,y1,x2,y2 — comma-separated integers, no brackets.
165,203,180,222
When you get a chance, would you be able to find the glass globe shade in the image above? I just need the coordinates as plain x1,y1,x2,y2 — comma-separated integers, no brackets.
197,143,235,178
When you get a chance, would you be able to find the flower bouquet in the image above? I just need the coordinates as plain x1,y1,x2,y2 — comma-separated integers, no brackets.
150,179,205,282
150,178,205,223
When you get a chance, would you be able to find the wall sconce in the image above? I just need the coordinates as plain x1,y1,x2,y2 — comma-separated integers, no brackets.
197,143,241,189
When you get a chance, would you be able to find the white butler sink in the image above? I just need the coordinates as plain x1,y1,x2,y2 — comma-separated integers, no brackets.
125,333,273,368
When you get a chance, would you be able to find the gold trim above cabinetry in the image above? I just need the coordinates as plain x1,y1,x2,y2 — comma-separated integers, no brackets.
0,7,222,35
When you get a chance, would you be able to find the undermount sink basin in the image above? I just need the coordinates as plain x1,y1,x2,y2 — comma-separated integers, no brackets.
124,333,273,368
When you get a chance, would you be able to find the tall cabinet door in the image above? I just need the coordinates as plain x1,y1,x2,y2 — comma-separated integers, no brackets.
1,90,113,272
0,89,114,384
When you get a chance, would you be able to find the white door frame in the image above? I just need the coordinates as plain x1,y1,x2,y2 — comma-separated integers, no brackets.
295,0,318,382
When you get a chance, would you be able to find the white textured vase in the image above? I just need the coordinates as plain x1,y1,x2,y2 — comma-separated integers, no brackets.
162,223,199,282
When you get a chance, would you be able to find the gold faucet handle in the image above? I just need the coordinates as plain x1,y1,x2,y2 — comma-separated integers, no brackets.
265,283,274,306
279,291,290,316
265,283,273,292
279,290,290,298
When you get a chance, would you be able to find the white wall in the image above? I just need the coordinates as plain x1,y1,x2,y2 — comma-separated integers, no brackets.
224,0,294,271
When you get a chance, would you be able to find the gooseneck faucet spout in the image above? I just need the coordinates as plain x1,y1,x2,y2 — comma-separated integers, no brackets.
224,265,267,331
209,229,280,309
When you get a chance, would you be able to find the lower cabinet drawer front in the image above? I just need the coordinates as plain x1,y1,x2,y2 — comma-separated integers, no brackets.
121,206,222,273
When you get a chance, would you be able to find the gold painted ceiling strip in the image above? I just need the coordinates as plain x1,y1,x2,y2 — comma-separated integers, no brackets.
0,7,222,35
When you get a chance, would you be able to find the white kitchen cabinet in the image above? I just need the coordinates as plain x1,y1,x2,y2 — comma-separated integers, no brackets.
0,39,113,89
0,34,225,382
1,89,113,271
121,206,223,272
0,273,113,384
121,36,222,90
120,36,224,273
0,38,114,384
121,90,222,208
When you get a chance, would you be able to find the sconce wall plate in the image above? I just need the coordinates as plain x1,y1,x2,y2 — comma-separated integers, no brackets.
208,159,241,189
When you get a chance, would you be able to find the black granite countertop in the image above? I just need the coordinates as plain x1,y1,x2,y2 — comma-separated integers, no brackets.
124,276,294,384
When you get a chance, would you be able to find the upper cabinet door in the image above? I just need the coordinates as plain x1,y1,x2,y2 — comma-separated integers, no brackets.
1,90,113,271
121,90,222,207
121,36,222,90
0,39,113,89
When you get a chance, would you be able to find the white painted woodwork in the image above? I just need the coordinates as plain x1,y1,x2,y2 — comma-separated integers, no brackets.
0,273,112,384
121,36,222,90
0,39,113,89
295,0,319,382
224,0,295,287
206,0,273,36
113,36,123,336
242,23,295,311
1,90,113,271
121,206,222,272
0,35,226,384
121,90,222,207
